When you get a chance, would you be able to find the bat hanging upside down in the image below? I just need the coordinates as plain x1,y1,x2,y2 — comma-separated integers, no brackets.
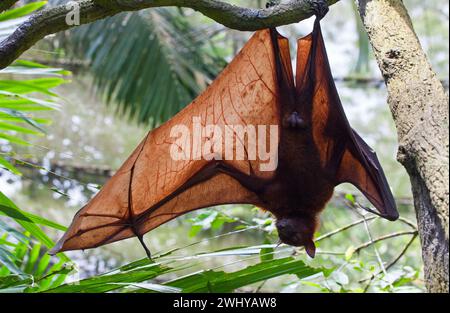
49,10,398,259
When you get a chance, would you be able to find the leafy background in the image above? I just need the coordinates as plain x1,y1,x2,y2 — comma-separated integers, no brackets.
0,0,448,292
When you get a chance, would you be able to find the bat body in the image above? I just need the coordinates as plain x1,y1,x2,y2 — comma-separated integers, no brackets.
50,18,398,258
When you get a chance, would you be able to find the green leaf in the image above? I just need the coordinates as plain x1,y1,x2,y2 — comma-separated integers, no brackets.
0,78,65,96
0,195,67,232
0,108,48,133
45,263,173,293
0,132,30,145
4,60,71,76
260,239,274,262
0,91,62,110
0,221,29,244
0,246,24,275
24,243,41,274
167,257,328,292
345,193,356,205
35,254,51,278
0,121,41,135
113,282,181,293
0,155,21,175
0,192,68,258
34,259,69,291
0,274,32,290
0,1,47,22
345,246,355,261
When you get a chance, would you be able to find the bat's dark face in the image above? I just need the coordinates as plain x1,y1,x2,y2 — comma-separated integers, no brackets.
275,216,317,258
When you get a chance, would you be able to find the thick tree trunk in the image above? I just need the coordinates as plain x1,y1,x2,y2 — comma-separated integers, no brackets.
355,0,449,292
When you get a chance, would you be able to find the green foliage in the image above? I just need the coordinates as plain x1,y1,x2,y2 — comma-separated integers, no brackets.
0,1,73,293
0,60,67,174
181,206,422,293
165,257,327,293
42,243,329,293
0,61,71,291
0,232,72,293
0,3,66,175
0,191,67,249
45,261,173,293
0,1,47,22
188,208,238,237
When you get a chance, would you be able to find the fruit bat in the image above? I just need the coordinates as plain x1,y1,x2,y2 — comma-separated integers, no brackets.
49,17,398,259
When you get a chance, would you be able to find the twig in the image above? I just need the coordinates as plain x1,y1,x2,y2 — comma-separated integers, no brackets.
354,230,418,254
397,217,418,230
384,233,418,272
3,154,98,188
315,216,378,242
361,232,418,289
357,209,390,288
254,280,267,293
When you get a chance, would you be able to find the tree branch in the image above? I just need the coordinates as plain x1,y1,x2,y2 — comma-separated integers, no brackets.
0,0,339,70
354,230,418,254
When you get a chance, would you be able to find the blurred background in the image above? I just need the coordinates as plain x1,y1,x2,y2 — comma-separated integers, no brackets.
0,0,448,292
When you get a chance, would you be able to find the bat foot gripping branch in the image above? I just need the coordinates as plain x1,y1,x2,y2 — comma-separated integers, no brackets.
265,0,281,9
308,0,329,20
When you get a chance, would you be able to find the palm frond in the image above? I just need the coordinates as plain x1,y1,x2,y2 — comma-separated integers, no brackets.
55,8,227,127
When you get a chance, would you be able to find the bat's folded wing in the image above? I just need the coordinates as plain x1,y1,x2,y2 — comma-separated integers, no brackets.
335,129,399,220
296,21,398,220
50,30,283,254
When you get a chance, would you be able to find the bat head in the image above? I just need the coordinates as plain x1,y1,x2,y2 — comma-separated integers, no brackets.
275,216,317,258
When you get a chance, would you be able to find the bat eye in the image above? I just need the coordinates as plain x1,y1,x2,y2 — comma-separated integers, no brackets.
275,219,288,231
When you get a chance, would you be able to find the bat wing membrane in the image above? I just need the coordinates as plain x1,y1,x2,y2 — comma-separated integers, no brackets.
51,29,285,254
295,21,398,220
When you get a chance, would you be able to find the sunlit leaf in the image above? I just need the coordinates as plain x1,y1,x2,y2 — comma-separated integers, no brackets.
0,1,47,22
0,155,21,175
166,257,328,292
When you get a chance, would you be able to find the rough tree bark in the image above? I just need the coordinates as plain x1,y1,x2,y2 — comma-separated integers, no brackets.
0,0,448,292
355,0,449,292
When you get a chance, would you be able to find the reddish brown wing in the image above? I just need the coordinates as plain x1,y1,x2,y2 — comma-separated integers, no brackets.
50,29,286,254
296,21,398,220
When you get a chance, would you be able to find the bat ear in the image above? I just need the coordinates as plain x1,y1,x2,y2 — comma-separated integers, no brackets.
305,240,316,258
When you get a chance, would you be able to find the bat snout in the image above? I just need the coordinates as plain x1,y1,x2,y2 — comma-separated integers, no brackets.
275,217,314,249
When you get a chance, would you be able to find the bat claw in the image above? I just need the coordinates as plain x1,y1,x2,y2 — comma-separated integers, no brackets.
137,234,153,261
265,0,281,8
308,0,329,19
